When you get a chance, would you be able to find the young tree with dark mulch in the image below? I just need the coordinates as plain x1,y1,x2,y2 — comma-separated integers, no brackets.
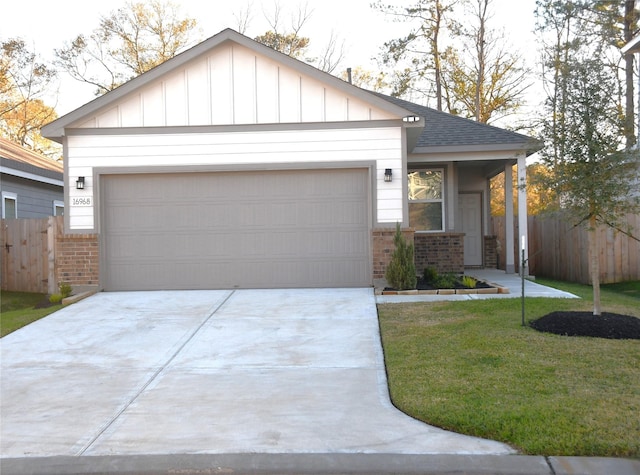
535,1,640,316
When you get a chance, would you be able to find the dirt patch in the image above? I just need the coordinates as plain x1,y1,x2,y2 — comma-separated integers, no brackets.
530,311,640,340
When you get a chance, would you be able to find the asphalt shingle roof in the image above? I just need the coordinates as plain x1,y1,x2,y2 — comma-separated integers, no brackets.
370,92,541,154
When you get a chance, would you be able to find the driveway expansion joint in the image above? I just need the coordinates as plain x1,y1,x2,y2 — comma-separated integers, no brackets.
76,290,236,455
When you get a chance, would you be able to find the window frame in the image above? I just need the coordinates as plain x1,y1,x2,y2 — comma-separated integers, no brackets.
53,200,64,216
2,192,18,219
408,168,445,232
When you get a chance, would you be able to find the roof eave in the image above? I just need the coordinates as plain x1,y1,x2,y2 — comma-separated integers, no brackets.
622,34,640,54
412,141,543,156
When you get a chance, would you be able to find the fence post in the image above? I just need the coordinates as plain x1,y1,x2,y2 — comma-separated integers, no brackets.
47,216,57,295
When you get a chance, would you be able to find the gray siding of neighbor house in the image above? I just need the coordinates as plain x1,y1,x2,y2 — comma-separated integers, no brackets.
1,174,63,218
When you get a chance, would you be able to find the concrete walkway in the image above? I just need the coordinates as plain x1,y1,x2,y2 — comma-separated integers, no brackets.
376,269,579,303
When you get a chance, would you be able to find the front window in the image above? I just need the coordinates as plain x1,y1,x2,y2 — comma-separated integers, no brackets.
408,169,444,231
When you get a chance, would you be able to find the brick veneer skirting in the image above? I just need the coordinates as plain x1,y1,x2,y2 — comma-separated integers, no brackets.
55,233,99,288
372,228,465,278
484,235,498,269
371,228,415,279
414,232,464,274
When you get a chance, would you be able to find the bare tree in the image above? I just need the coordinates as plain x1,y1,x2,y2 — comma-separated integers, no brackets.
440,0,531,123
233,1,254,34
314,30,345,74
373,0,460,109
252,2,345,73
254,2,313,59
54,0,198,95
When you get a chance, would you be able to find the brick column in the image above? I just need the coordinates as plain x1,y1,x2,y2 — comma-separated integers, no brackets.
484,235,498,269
55,234,99,290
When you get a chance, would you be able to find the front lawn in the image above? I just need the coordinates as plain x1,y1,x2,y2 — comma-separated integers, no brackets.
1,291,61,337
377,280,640,457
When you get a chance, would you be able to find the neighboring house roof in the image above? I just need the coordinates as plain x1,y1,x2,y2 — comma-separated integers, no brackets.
0,137,63,173
0,138,63,186
42,29,417,141
369,92,542,155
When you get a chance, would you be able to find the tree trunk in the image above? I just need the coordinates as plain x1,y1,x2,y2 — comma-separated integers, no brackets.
624,0,637,149
433,2,443,111
475,0,487,122
589,215,601,316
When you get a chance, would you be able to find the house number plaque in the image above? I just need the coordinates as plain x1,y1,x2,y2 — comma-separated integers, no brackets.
72,197,93,207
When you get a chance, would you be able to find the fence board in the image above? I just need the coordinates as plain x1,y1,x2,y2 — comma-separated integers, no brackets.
492,213,640,284
0,216,62,293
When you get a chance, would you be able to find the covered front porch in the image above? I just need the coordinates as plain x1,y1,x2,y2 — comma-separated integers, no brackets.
407,154,530,276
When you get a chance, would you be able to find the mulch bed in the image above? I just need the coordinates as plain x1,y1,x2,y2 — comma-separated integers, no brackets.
530,311,640,340
415,278,494,291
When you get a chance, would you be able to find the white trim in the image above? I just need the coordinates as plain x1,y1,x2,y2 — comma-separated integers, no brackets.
53,200,65,216
2,191,17,218
0,165,64,186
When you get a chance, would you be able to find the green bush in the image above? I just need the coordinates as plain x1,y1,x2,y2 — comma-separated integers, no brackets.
59,282,72,298
385,223,417,290
460,275,477,288
433,273,458,289
423,266,438,284
49,294,63,304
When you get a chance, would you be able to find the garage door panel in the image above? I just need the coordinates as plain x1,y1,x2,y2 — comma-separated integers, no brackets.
102,169,371,290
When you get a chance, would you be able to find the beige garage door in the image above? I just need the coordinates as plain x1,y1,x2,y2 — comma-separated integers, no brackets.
102,169,371,291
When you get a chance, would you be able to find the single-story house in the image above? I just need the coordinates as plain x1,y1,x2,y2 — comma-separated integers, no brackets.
41,28,538,292
0,137,64,219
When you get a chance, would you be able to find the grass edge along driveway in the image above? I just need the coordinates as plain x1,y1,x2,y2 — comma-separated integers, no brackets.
377,279,640,458
1,291,62,337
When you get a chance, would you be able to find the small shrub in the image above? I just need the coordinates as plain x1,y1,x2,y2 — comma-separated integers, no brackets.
461,275,478,289
423,266,438,284
433,273,458,289
49,293,63,304
385,223,417,290
59,282,72,298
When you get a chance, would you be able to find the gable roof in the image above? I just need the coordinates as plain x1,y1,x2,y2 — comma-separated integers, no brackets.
42,29,417,141
370,92,542,156
0,137,63,173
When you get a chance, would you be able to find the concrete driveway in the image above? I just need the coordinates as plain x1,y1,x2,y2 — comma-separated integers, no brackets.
1,288,514,458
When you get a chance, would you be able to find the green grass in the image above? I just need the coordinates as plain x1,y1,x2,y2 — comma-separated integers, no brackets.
377,280,640,457
1,291,62,337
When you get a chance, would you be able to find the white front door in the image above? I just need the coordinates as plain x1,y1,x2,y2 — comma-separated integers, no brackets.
458,193,483,267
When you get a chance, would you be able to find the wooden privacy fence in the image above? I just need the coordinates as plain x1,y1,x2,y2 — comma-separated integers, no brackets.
492,213,640,284
1,216,63,294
